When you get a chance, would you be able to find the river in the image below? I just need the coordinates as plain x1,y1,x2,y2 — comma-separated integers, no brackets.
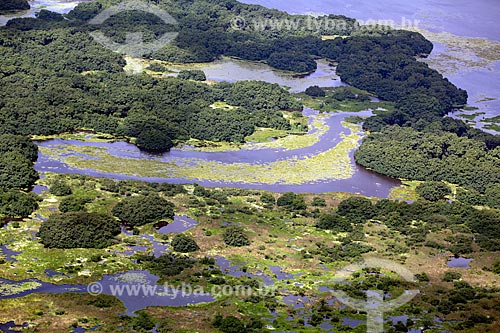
35,109,401,197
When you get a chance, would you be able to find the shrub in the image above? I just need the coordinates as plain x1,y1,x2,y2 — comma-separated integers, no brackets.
38,212,120,249
223,226,250,247
171,234,199,252
138,254,195,276
112,194,175,226
443,271,462,282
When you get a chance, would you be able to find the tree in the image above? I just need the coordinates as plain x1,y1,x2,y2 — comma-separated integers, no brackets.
146,63,167,72
267,52,317,73
337,197,375,222
315,214,352,232
38,212,121,248
0,134,38,162
59,196,89,213
305,86,326,97
178,69,207,81
136,129,174,153
112,194,175,226
0,191,39,217
49,180,72,196
223,226,250,247
171,234,199,252
260,193,275,205
416,182,451,201
277,192,306,211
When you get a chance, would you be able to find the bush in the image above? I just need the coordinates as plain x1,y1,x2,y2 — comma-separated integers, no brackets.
171,234,199,252
49,180,72,196
112,194,175,226
178,69,206,81
223,226,250,247
38,212,120,249
443,271,462,282
214,316,245,333
416,181,452,201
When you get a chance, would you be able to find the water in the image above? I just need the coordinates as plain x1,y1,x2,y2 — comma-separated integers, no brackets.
155,215,199,234
119,227,169,257
341,317,365,328
0,245,20,262
31,185,48,195
240,0,500,42
0,321,28,332
447,257,473,268
35,109,401,197
190,58,345,93
269,265,296,280
0,270,214,315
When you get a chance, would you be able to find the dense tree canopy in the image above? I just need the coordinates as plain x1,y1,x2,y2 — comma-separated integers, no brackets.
0,134,38,162
416,181,452,201
0,191,39,218
0,0,30,11
112,194,175,226
38,212,121,249
0,152,38,190
355,126,500,192
267,52,317,73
